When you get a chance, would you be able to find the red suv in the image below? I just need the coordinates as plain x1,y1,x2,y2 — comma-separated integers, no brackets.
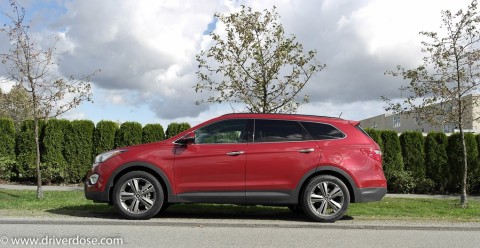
85,113,386,222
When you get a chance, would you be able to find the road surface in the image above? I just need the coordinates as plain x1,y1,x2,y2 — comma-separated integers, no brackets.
1,218,479,248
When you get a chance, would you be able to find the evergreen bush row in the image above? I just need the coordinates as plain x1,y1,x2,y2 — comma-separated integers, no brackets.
0,118,187,183
365,128,480,194
2,116,480,193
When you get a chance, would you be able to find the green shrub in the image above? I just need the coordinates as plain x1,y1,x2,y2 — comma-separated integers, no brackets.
42,119,70,184
0,118,15,158
399,131,425,181
0,118,16,180
384,170,416,194
115,122,142,148
425,132,449,193
380,130,404,193
447,133,478,193
93,120,118,155
64,120,95,183
165,122,191,139
15,120,45,180
142,124,165,143
364,128,383,150
380,130,404,173
0,157,16,181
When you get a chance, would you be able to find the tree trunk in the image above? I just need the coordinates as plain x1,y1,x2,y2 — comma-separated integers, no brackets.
33,105,43,199
459,128,468,208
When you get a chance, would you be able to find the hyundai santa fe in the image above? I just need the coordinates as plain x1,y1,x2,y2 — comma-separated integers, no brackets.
85,113,387,222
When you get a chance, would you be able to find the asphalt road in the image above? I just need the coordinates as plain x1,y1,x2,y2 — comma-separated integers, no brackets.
1,218,480,248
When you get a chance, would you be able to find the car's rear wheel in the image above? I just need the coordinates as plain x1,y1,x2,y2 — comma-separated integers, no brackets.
113,171,164,219
301,175,350,222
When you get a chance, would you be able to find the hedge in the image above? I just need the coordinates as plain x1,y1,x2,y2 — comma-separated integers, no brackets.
42,119,70,184
165,122,191,138
399,131,425,179
380,130,413,193
142,124,165,143
447,133,479,193
425,132,449,193
93,120,118,155
0,118,16,180
115,122,143,148
5,115,480,194
4,118,175,184
15,119,45,180
380,130,404,174
64,120,95,183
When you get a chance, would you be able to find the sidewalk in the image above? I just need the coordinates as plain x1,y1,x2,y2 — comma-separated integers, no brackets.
0,184,82,191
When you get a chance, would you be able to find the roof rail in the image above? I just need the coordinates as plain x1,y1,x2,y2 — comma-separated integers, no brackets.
221,112,343,120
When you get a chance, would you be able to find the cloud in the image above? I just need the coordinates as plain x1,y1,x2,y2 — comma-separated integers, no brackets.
244,0,473,105
51,0,228,119
0,0,475,123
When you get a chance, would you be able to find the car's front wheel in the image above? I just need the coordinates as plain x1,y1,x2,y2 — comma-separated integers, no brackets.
301,175,350,222
112,171,164,219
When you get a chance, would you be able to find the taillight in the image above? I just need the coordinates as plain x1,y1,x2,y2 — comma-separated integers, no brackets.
361,148,382,162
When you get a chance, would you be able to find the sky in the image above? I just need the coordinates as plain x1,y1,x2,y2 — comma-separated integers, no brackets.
0,0,474,127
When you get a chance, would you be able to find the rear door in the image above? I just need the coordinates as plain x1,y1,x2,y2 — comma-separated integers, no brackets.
245,119,320,203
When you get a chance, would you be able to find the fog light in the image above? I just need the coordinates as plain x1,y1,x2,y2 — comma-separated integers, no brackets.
89,174,99,185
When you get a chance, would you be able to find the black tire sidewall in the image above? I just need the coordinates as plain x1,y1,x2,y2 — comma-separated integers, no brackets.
113,171,164,220
301,175,350,222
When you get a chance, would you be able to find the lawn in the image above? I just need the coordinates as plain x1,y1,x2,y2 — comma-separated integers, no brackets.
1,189,479,221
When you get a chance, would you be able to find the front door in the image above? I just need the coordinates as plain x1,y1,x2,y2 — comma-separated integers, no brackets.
173,119,249,203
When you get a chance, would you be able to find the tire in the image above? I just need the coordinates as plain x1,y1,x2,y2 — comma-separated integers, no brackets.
301,175,350,222
113,171,164,220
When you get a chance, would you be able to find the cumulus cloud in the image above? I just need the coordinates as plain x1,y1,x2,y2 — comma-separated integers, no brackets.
51,0,228,118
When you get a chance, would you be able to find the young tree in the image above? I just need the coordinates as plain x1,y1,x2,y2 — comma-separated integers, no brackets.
0,84,33,127
0,1,97,198
195,6,325,113
383,0,480,206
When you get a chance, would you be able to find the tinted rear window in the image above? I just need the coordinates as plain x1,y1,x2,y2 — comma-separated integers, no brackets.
301,122,345,140
254,119,312,142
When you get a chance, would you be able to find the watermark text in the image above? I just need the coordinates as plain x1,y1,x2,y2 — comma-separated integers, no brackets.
0,235,123,246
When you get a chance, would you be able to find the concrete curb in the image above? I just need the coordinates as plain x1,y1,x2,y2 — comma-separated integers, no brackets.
0,217,479,231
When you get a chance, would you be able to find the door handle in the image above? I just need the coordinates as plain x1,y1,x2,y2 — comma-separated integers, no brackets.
299,148,315,153
227,151,245,156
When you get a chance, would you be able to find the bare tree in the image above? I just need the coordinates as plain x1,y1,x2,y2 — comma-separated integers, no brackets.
0,1,98,199
384,0,480,207
195,6,324,113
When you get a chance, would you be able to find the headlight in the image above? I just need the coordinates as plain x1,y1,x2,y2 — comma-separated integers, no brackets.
93,150,126,168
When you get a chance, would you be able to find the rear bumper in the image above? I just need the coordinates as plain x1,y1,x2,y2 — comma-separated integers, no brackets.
354,187,387,203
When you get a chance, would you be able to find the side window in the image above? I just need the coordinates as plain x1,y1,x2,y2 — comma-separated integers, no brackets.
301,122,345,140
195,119,247,144
254,119,312,142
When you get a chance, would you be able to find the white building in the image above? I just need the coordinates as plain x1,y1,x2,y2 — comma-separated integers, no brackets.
360,95,480,133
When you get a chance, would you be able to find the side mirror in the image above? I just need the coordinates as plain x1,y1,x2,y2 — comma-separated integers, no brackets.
174,132,195,145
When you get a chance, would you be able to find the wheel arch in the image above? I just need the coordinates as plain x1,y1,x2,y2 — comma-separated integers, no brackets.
295,166,359,203
106,162,175,204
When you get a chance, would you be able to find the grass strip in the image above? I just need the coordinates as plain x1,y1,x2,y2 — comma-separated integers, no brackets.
1,189,479,221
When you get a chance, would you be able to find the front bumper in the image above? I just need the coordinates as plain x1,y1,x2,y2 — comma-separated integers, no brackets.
354,187,387,203
84,176,110,203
